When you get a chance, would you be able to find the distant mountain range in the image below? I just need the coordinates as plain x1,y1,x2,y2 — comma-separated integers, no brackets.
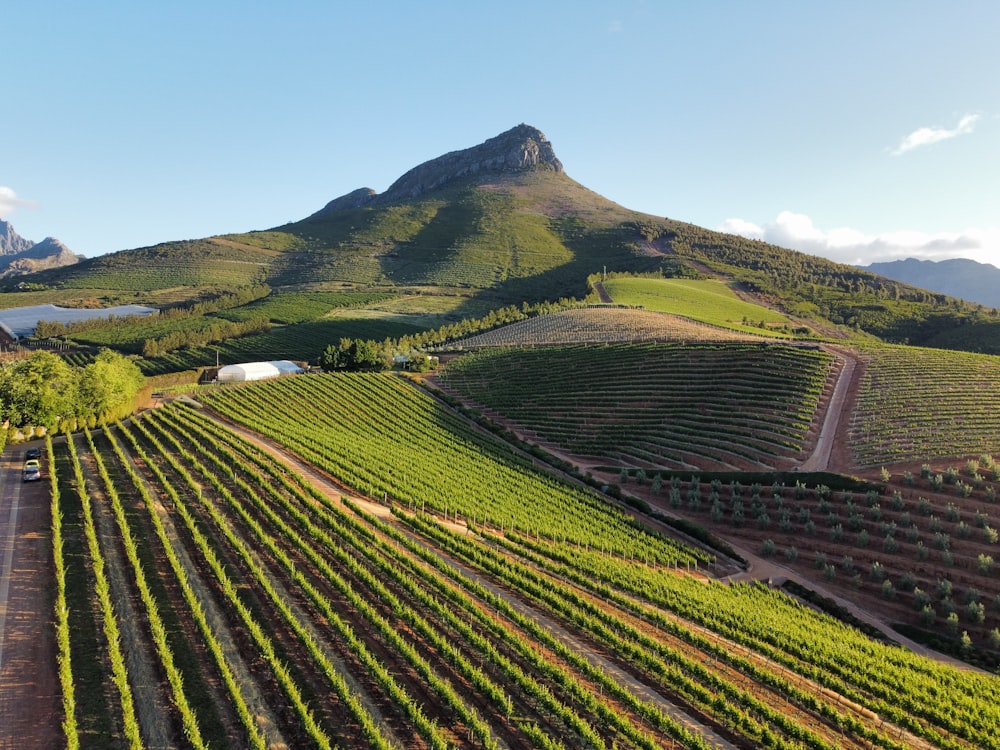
864,258,1000,309
0,220,81,279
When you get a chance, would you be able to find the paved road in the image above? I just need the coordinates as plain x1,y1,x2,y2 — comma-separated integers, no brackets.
0,451,22,677
0,442,59,750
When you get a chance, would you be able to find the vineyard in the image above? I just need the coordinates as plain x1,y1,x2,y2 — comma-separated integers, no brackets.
211,290,399,325
451,307,770,349
14,371,997,748
849,344,1000,467
435,343,835,471
135,316,428,375
599,278,797,337
613,466,1000,664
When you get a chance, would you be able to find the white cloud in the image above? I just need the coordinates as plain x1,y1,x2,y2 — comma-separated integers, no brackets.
0,186,37,219
608,19,624,33
891,113,980,155
720,210,1000,267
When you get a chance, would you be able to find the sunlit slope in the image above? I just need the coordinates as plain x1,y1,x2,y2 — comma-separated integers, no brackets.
437,343,834,470
602,277,797,336
246,172,665,298
452,306,769,348
851,344,1000,466
28,239,273,291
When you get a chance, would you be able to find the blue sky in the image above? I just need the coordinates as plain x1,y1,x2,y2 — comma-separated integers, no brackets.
4,1,999,267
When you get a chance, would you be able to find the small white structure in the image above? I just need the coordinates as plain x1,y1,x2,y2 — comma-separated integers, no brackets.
217,360,303,383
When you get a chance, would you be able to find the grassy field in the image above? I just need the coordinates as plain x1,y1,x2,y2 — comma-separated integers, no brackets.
602,277,797,336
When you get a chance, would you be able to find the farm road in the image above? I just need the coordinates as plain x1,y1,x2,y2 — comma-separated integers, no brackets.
204,406,739,750
799,347,857,472
0,442,59,750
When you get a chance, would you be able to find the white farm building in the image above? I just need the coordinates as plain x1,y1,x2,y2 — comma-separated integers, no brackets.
216,360,304,383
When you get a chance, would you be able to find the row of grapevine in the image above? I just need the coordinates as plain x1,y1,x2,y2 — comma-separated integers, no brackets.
127,403,726,748
200,372,707,567
452,307,768,349
197,372,997,748
437,343,834,470
850,344,1000,466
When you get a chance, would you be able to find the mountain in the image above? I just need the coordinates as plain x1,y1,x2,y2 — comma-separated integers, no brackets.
0,236,82,279
0,220,35,256
865,257,1000,309
0,220,81,278
18,123,1000,352
308,123,564,214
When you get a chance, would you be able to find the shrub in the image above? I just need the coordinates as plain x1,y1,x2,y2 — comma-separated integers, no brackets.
919,604,936,626
946,611,960,636
936,578,953,599
882,579,895,599
870,560,886,581
977,553,994,574
990,628,1000,650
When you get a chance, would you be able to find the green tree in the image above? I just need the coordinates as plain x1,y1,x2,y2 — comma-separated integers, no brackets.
78,349,145,417
0,351,77,428
319,338,386,372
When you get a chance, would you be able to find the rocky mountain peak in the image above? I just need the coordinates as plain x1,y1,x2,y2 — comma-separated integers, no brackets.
0,221,81,278
311,124,563,217
0,219,35,256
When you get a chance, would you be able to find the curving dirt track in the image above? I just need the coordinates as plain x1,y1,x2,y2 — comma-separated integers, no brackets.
0,442,59,750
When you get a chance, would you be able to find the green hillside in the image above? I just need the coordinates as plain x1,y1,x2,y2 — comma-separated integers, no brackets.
601,276,797,336
438,343,833,471
8,124,1000,361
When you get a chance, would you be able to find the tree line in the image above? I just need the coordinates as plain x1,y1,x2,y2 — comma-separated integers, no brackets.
315,297,581,372
34,284,271,339
0,349,145,431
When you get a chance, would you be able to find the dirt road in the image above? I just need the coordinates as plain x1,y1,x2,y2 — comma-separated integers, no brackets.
799,348,856,472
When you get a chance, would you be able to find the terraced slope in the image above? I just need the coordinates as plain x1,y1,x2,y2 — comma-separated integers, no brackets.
437,343,835,470
850,345,1000,466
452,306,769,349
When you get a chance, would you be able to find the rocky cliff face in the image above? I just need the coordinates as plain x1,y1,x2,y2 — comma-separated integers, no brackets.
311,124,563,217
0,222,81,278
0,220,34,256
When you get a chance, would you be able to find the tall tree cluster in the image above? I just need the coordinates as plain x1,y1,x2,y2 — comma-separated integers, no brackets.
0,349,145,429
